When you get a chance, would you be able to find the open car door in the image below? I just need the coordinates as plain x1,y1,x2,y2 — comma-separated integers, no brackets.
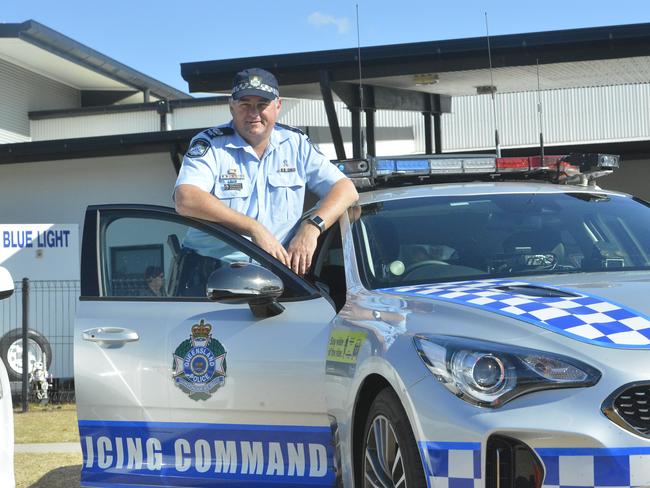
75,205,338,487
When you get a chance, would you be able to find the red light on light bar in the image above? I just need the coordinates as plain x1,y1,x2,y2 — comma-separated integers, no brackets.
496,157,531,171
529,155,565,169
497,155,571,173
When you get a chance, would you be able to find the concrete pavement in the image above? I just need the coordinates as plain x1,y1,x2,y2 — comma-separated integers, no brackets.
14,442,81,454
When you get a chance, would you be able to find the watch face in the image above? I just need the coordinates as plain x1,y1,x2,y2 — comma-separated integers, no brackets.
309,216,325,231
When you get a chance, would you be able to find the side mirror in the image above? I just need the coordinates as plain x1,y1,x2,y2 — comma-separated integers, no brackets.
206,262,285,318
0,267,14,301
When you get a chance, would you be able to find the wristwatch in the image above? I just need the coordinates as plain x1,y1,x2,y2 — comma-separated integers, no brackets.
305,215,325,234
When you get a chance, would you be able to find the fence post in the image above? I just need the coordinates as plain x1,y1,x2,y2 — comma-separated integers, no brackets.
21,277,29,413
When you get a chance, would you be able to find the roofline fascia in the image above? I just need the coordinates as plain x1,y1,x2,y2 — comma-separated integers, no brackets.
0,129,202,165
0,20,191,100
1,131,648,165
28,96,231,120
181,22,650,92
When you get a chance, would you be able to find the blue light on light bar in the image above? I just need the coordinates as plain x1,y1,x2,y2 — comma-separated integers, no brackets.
396,159,430,173
376,159,430,176
375,159,396,175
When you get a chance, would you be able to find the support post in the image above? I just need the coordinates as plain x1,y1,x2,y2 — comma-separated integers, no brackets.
319,70,346,160
423,112,433,154
21,277,29,413
433,113,442,154
365,109,376,156
350,108,362,159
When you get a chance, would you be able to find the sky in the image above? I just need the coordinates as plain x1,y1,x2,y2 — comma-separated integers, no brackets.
2,0,649,94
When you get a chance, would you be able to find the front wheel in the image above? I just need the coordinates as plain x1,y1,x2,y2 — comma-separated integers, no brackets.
362,388,426,488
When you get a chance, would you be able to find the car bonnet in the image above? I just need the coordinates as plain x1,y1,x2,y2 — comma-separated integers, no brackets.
379,271,650,349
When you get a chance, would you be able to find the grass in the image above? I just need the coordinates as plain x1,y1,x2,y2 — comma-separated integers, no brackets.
14,453,81,488
13,403,79,444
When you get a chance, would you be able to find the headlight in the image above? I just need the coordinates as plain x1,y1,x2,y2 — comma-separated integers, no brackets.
414,335,601,408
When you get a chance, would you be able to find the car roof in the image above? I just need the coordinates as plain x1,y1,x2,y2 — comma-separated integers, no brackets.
356,181,632,205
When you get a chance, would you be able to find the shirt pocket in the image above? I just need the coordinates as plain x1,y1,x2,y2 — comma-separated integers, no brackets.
213,177,252,209
267,172,305,222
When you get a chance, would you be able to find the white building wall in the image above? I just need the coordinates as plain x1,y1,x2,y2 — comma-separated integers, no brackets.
0,153,177,225
442,84,650,151
0,57,79,143
30,110,161,140
172,104,231,131
18,83,650,155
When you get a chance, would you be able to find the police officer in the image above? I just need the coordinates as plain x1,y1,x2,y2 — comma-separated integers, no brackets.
174,68,358,275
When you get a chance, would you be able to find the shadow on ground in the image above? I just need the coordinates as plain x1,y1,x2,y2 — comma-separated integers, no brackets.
28,465,81,487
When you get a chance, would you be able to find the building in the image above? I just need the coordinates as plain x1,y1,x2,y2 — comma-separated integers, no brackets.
1,20,649,231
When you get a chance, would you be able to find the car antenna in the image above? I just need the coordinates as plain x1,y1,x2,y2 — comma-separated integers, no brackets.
536,58,545,161
485,12,501,157
356,3,366,158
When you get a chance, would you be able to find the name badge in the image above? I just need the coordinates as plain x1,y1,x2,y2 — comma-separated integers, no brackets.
220,169,245,181
223,183,243,191
279,166,296,173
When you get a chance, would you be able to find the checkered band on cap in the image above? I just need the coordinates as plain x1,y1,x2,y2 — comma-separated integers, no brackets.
231,80,279,99
382,279,650,348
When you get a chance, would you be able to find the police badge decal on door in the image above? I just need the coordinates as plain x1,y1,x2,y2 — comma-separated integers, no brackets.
172,319,227,401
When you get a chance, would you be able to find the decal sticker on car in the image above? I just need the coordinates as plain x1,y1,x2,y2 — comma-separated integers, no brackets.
536,446,650,487
383,279,650,349
78,420,335,487
418,441,481,488
172,319,227,400
326,329,367,377
326,330,366,364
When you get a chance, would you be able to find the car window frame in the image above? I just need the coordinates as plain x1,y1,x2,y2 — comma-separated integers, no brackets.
80,204,321,302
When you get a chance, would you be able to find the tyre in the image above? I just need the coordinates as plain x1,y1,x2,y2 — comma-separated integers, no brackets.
0,329,52,381
362,388,426,488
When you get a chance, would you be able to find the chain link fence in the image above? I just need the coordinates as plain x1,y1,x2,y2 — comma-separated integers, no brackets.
0,279,79,406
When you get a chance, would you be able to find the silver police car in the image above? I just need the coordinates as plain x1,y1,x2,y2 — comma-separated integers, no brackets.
75,154,650,488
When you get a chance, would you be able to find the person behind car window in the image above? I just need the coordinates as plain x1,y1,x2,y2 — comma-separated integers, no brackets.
141,266,166,297
174,67,358,276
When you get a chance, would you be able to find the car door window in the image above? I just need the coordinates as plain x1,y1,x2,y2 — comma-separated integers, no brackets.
102,216,251,298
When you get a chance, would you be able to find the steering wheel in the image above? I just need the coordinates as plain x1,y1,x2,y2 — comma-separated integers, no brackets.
405,260,449,273
401,260,450,281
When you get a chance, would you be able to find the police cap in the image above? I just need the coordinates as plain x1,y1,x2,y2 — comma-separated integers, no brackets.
231,68,279,101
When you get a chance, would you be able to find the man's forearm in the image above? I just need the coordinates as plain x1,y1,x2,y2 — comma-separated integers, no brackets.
312,179,359,230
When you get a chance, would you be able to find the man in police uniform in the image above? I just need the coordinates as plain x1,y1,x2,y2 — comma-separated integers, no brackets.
174,68,358,275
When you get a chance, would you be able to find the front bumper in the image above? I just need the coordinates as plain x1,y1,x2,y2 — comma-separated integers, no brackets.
408,379,650,488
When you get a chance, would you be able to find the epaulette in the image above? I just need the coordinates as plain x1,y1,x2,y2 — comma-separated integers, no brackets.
203,127,234,139
276,123,325,155
275,123,305,135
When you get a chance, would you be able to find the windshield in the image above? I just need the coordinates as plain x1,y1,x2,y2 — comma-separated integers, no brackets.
353,192,650,289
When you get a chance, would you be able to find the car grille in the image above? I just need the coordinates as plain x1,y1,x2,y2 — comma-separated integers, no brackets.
603,382,650,437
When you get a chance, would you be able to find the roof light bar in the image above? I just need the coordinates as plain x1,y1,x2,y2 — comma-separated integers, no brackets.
331,153,620,188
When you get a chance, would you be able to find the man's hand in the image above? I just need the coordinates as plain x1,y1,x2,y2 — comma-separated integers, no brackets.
251,223,290,266
287,223,320,275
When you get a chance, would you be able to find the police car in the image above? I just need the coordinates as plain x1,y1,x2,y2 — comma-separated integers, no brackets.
74,153,650,488
0,266,15,488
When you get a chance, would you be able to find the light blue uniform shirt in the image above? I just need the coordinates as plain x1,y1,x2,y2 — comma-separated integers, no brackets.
174,122,345,258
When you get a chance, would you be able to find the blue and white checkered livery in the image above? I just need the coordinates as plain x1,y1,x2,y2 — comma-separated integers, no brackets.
536,447,650,488
419,442,481,488
382,279,650,348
